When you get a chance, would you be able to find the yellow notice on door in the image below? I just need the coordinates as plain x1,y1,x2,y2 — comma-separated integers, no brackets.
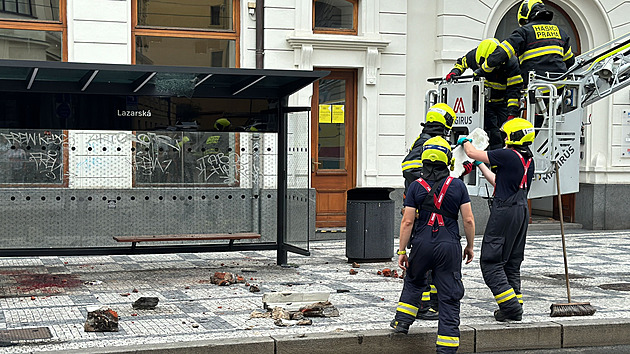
332,105,345,123
319,104,332,123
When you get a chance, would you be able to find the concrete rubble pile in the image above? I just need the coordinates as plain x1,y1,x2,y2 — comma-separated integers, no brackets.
84,307,119,332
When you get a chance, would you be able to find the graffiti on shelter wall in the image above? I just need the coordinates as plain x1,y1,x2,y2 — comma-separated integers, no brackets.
0,130,267,186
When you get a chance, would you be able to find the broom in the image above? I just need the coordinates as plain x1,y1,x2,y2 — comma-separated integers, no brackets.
549,161,597,317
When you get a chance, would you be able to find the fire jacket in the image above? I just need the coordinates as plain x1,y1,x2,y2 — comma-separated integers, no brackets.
450,49,523,116
481,20,575,84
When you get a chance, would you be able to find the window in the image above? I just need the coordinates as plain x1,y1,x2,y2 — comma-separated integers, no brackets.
313,0,357,35
0,0,64,61
495,1,580,55
133,0,239,67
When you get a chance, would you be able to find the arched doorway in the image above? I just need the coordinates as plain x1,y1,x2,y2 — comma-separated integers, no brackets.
494,1,581,55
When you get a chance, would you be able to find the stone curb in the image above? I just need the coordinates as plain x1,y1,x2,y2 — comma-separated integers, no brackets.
41,318,630,354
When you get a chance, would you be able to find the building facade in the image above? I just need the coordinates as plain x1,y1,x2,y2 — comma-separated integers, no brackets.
1,0,629,233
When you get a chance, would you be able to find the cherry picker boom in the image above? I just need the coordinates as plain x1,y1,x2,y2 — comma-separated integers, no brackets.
426,32,630,199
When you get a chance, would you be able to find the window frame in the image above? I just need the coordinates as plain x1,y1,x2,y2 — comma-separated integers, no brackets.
0,0,67,61
131,0,241,67
312,0,358,36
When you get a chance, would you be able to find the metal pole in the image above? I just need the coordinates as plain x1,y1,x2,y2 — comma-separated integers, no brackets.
277,102,288,265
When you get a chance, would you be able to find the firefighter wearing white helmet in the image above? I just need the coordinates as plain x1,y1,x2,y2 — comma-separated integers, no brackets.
477,0,574,86
458,118,535,322
392,136,475,354
446,38,523,151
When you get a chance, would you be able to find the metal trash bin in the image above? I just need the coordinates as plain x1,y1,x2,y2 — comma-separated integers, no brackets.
346,187,395,262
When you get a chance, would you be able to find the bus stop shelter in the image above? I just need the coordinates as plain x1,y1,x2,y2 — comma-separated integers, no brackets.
0,59,327,265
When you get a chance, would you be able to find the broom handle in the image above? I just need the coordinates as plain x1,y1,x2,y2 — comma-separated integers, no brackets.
555,162,572,303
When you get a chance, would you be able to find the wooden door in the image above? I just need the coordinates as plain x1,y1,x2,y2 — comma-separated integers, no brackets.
311,69,357,228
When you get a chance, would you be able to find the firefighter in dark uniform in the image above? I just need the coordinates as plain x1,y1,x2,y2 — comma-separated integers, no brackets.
402,103,456,193
391,137,476,354
401,103,459,321
478,0,575,85
446,38,523,150
459,118,535,321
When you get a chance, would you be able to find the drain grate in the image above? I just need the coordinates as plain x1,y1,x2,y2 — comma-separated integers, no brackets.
0,327,52,342
544,273,591,280
599,283,630,291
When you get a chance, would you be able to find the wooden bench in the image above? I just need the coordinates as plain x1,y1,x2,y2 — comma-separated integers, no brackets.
113,233,261,250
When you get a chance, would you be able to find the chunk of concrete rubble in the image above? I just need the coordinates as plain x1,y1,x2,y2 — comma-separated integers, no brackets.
211,272,245,286
290,311,304,320
262,291,329,311
300,301,340,317
274,318,312,327
132,297,159,310
271,307,291,320
84,307,119,332
249,285,260,293
250,310,271,319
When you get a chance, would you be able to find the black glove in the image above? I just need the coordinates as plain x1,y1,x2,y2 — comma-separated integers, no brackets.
473,68,486,79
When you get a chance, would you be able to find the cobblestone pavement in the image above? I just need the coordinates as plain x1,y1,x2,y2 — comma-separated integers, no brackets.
1,229,630,352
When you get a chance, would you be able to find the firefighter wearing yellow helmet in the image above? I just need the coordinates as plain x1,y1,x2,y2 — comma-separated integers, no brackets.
477,0,574,86
401,103,456,194
392,136,476,354
458,118,535,322
446,38,523,151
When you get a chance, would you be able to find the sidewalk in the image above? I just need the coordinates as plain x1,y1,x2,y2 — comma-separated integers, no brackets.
2,229,630,353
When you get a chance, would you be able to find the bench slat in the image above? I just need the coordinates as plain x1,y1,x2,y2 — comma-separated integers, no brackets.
114,233,261,243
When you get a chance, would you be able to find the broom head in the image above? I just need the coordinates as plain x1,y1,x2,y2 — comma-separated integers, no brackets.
550,302,596,317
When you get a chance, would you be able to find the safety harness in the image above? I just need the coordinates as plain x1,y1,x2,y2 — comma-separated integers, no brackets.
513,150,532,189
415,177,458,226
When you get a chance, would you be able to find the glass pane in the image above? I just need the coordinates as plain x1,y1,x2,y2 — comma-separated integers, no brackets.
0,129,65,184
318,78,346,170
137,0,233,30
136,36,235,67
0,0,59,21
0,129,276,249
314,0,354,30
495,3,579,55
0,29,62,61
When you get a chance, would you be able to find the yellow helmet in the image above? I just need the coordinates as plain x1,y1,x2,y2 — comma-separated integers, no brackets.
518,0,544,26
214,118,232,131
426,103,455,130
501,118,535,146
476,38,500,66
422,136,453,166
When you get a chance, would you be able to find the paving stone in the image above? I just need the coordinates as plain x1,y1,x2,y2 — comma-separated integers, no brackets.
0,229,628,352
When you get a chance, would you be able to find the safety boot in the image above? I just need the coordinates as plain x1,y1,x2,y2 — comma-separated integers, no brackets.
390,319,410,334
417,307,439,320
494,308,522,322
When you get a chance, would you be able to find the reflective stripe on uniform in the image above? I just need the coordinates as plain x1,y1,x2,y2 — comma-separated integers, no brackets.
422,291,431,301
508,98,519,107
489,98,504,103
436,335,460,347
402,160,422,171
495,288,517,304
454,57,468,72
396,302,419,317
517,293,523,304
507,75,523,86
500,40,516,59
481,60,493,73
519,45,564,63
430,284,437,294
485,81,506,90
563,48,574,61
